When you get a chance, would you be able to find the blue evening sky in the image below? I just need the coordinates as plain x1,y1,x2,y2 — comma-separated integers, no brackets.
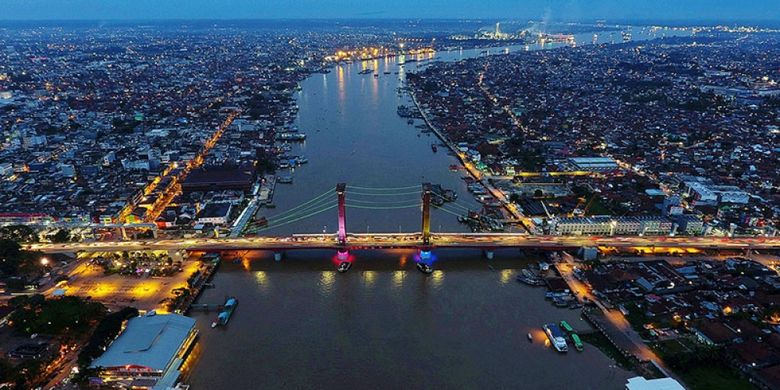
1,0,778,22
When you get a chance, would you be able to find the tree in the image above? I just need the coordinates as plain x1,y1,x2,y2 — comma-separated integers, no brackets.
78,307,139,367
9,295,106,336
0,239,22,274
51,229,70,243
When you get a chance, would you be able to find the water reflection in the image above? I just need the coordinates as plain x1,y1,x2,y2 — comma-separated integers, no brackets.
500,269,514,284
362,270,376,287
254,271,268,292
430,270,444,287
392,270,405,288
319,271,335,295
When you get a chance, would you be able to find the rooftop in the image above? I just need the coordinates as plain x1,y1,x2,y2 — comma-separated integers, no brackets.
90,313,196,372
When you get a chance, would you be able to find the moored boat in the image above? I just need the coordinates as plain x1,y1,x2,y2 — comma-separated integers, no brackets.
211,296,238,328
543,323,568,352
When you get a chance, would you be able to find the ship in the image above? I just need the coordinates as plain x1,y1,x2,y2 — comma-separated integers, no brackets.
337,261,352,273
416,262,433,274
571,333,584,352
276,132,307,141
543,323,568,352
431,144,438,153
211,296,238,328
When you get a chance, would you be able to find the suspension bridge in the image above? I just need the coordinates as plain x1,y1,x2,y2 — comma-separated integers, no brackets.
30,183,780,272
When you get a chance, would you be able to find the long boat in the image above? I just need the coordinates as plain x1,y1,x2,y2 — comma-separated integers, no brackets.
571,333,584,352
211,296,238,328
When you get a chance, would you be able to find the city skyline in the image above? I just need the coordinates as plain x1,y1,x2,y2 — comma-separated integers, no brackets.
2,0,780,22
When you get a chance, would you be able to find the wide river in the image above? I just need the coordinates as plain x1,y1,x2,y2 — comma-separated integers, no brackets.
186,28,689,389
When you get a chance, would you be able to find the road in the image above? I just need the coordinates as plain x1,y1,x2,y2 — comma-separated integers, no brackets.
29,233,780,253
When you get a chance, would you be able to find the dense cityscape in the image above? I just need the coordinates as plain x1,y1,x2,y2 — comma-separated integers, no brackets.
0,5,779,390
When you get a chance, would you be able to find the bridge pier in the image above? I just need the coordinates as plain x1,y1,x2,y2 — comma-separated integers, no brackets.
421,183,432,244
273,251,284,262
336,183,347,245
483,249,495,260
337,249,350,262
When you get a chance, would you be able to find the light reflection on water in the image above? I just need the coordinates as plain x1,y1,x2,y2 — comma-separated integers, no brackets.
500,269,515,284
430,270,444,287
392,270,405,288
254,271,268,292
319,270,335,294
362,270,377,287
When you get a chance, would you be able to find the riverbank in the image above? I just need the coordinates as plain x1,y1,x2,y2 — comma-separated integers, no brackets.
408,87,530,232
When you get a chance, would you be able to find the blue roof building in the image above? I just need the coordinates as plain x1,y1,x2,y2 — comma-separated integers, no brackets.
90,313,198,389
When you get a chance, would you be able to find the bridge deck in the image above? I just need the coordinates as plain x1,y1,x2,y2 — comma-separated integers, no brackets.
29,233,780,253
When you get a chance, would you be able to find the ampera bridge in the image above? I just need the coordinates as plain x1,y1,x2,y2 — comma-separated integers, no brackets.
31,183,780,268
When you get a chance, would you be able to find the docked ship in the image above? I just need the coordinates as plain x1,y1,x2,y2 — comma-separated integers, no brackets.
211,296,238,328
543,323,568,352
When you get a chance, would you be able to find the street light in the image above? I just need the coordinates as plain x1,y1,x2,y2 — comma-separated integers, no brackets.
40,257,50,267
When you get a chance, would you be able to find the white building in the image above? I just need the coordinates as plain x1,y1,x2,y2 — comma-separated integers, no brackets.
625,376,684,390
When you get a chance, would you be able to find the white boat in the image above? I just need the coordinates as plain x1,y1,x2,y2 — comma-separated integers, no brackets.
543,323,568,352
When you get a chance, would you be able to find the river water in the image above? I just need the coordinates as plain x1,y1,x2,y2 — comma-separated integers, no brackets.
186,28,690,389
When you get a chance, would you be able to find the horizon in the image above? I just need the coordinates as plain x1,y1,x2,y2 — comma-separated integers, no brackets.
2,0,779,23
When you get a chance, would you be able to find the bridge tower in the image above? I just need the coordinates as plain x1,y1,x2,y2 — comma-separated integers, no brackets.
422,183,432,244
336,183,347,245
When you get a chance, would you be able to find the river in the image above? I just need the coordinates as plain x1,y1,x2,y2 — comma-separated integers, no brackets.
185,28,691,389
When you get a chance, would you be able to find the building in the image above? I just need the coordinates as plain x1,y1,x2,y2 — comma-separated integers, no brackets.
625,376,684,390
90,313,197,390
551,216,673,236
182,165,254,194
568,157,619,172
196,202,232,225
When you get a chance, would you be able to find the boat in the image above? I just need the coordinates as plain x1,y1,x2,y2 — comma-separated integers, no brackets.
560,320,574,333
337,261,352,273
278,176,293,184
211,296,238,328
516,275,545,286
383,71,391,75
254,216,268,227
543,323,568,352
571,333,584,352
416,262,434,274
276,132,306,141
407,119,414,125
431,144,438,153
373,73,379,78
358,68,373,75
297,156,308,164
527,333,533,342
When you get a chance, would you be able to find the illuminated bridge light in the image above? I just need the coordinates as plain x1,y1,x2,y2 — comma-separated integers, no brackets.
415,249,436,265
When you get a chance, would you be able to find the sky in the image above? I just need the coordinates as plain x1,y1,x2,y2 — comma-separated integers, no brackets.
1,0,779,22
